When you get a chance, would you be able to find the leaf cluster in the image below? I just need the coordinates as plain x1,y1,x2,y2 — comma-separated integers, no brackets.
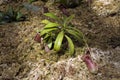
39,13,84,55
0,6,25,24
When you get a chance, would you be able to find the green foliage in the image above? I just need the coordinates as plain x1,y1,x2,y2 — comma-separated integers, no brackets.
40,12,84,55
0,6,25,24
54,31,64,52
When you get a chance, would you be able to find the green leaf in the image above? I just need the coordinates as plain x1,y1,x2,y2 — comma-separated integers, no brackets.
16,12,23,20
44,22,59,29
64,14,74,27
40,28,57,36
65,35,74,55
47,42,52,49
66,29,83,43
67,27,83,39
43,34,51,43
47,38,53,49
54,31,64,51
44,34,50,40
41,19,51,24
44,13,59,20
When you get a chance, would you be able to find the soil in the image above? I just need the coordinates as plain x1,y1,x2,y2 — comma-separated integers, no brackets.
0,0,120,80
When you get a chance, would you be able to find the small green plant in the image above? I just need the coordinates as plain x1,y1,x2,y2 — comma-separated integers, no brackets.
0,6,25,24
39,13,85,55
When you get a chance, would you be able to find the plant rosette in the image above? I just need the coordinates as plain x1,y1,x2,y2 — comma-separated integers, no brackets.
39,12,85,55
0,6,25,24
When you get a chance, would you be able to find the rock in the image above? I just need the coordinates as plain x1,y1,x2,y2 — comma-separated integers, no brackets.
91,0,120,16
